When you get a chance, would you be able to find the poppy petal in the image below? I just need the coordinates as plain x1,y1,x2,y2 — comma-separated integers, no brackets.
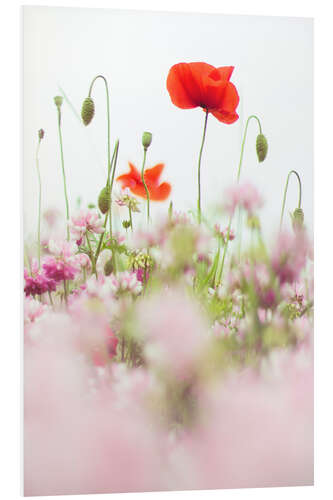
167,63,201,109
149,182,172,201
211,109,239,124
220,81,240,113
144,163,164,186
216,66,234,82
167,62,216,109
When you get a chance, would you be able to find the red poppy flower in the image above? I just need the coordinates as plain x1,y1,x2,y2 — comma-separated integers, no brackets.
167,62,239,124
117,163,171,201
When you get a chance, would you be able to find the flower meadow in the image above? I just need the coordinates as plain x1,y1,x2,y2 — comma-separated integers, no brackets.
24,63,313,496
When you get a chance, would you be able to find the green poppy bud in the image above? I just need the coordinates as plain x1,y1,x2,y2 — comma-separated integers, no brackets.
81,97,95,126
98,185,111,214
122,220,131,229
291,207,304,231
256,134,268,162
104,259,113,276
54,96,63,110
38,129,44,141
142,131,152,150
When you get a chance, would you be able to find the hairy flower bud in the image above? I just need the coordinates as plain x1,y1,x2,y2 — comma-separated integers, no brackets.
291,207,304,231
38,129,45,141
122,220,131,229
256,134,268,162
81,97,95,126
142,131,152,150
98,185,111,214
54,96,63,110
104,259,113,276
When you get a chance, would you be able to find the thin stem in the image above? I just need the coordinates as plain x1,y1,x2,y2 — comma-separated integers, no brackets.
108,140,119,238
197,110,209,224
86,232,97,277
94,140,119,262
279,170,302,229
129,206,133,232
218,115,263,281
95,213,108,262
35,139,42,267
56,109,70,240
236,114,262,182
216,214,232,285
141,148,150,223
88,75,111,182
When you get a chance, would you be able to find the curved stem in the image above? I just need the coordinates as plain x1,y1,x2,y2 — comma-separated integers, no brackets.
236,114,262,182
141,148,150,223
88,75,111,182
57,109,70,240
35,139,42,267
279,169,302,229
216,115,263,283
197,110,209,224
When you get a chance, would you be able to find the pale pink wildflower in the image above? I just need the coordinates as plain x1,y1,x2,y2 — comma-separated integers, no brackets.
224,182,263,215
69,209,104,245
272,231,309,284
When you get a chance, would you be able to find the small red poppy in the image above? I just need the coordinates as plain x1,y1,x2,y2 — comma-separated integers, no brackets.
117,163,171,201
167,62,239,124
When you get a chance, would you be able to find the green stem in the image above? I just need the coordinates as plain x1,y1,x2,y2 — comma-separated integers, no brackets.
129,206,133,232
88,75,111,183
141,148,150,223
197,110,209,224
35,139,42,267
56,109,70,240
95,213,108,263
216,214,232,285
236,114,262,181
94,141,119,262
279,170,302,229
86,232,97,277
108,140,119,239
218,115,263,282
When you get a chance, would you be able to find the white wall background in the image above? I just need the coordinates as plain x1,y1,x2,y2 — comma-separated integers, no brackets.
23,6,313,240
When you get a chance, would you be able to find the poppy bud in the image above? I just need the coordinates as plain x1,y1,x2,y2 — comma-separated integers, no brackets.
291,207,304,231
54,96,63,110
81,97,95,126
122,220,131,229
98,185,111,214
256,134,268,162
104,259,113,276
38,129,45,141
142,131,152,150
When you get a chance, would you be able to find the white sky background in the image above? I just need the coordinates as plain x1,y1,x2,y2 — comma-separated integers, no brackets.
23,6,313,241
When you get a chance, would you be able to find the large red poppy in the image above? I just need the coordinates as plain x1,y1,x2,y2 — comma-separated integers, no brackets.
167,62,239,124
117,163,171,201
